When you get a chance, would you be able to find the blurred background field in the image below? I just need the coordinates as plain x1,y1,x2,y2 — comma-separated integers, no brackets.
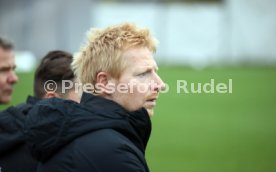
1,0,276,171
147,66,276,172
1,66,276,172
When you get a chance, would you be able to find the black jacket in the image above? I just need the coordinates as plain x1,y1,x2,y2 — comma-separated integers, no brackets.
0,96,39,172
24,92,152,172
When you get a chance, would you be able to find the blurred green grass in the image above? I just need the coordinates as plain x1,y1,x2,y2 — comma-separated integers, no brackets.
1,66,276,172
147,66,276,172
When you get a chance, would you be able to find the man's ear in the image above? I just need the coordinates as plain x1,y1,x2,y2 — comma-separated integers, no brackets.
95,72,114,95
44,92,61,99
96,72,108,86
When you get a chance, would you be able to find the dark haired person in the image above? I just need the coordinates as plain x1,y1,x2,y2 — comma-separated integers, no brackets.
33,50,79,102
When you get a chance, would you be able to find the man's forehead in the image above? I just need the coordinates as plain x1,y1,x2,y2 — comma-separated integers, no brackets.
0,53,16,67
122,47,157,67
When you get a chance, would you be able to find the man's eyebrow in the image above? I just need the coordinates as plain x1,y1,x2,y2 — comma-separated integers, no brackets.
143,65,158,71
0,66,10,71
0,65,16,71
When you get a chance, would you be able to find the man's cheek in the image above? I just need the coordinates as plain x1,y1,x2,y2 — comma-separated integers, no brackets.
137,84,149,93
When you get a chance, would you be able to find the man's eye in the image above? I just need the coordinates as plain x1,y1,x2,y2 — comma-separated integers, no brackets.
0,66,15,73
0,68,9,73
138,71,149,77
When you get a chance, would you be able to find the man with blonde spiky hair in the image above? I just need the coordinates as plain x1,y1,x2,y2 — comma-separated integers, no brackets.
72,23,164,116
25,23,165,172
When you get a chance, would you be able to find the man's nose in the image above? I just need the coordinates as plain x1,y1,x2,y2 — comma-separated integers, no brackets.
153,73,166,92
7,71,18,84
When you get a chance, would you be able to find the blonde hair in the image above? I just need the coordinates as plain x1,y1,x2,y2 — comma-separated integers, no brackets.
72,23,158,85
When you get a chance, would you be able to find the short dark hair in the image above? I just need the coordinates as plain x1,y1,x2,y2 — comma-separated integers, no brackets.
34,50,75,98
0,37,13,50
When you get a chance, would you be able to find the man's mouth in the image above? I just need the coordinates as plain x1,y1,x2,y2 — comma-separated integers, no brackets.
3,88,13,95
147,98,157,102
145,98,157,107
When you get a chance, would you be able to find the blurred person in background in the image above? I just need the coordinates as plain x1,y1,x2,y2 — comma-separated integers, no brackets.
17,50,80,113
0,50,80,172
0,37,18,104
24,23,165,172
33,50,80,103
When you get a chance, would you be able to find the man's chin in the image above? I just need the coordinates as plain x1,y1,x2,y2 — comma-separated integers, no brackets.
0,96,12,104
146,108,154,117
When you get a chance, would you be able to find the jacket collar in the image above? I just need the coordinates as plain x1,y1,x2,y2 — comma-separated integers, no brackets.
26,96,40,105
80,92,152,151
